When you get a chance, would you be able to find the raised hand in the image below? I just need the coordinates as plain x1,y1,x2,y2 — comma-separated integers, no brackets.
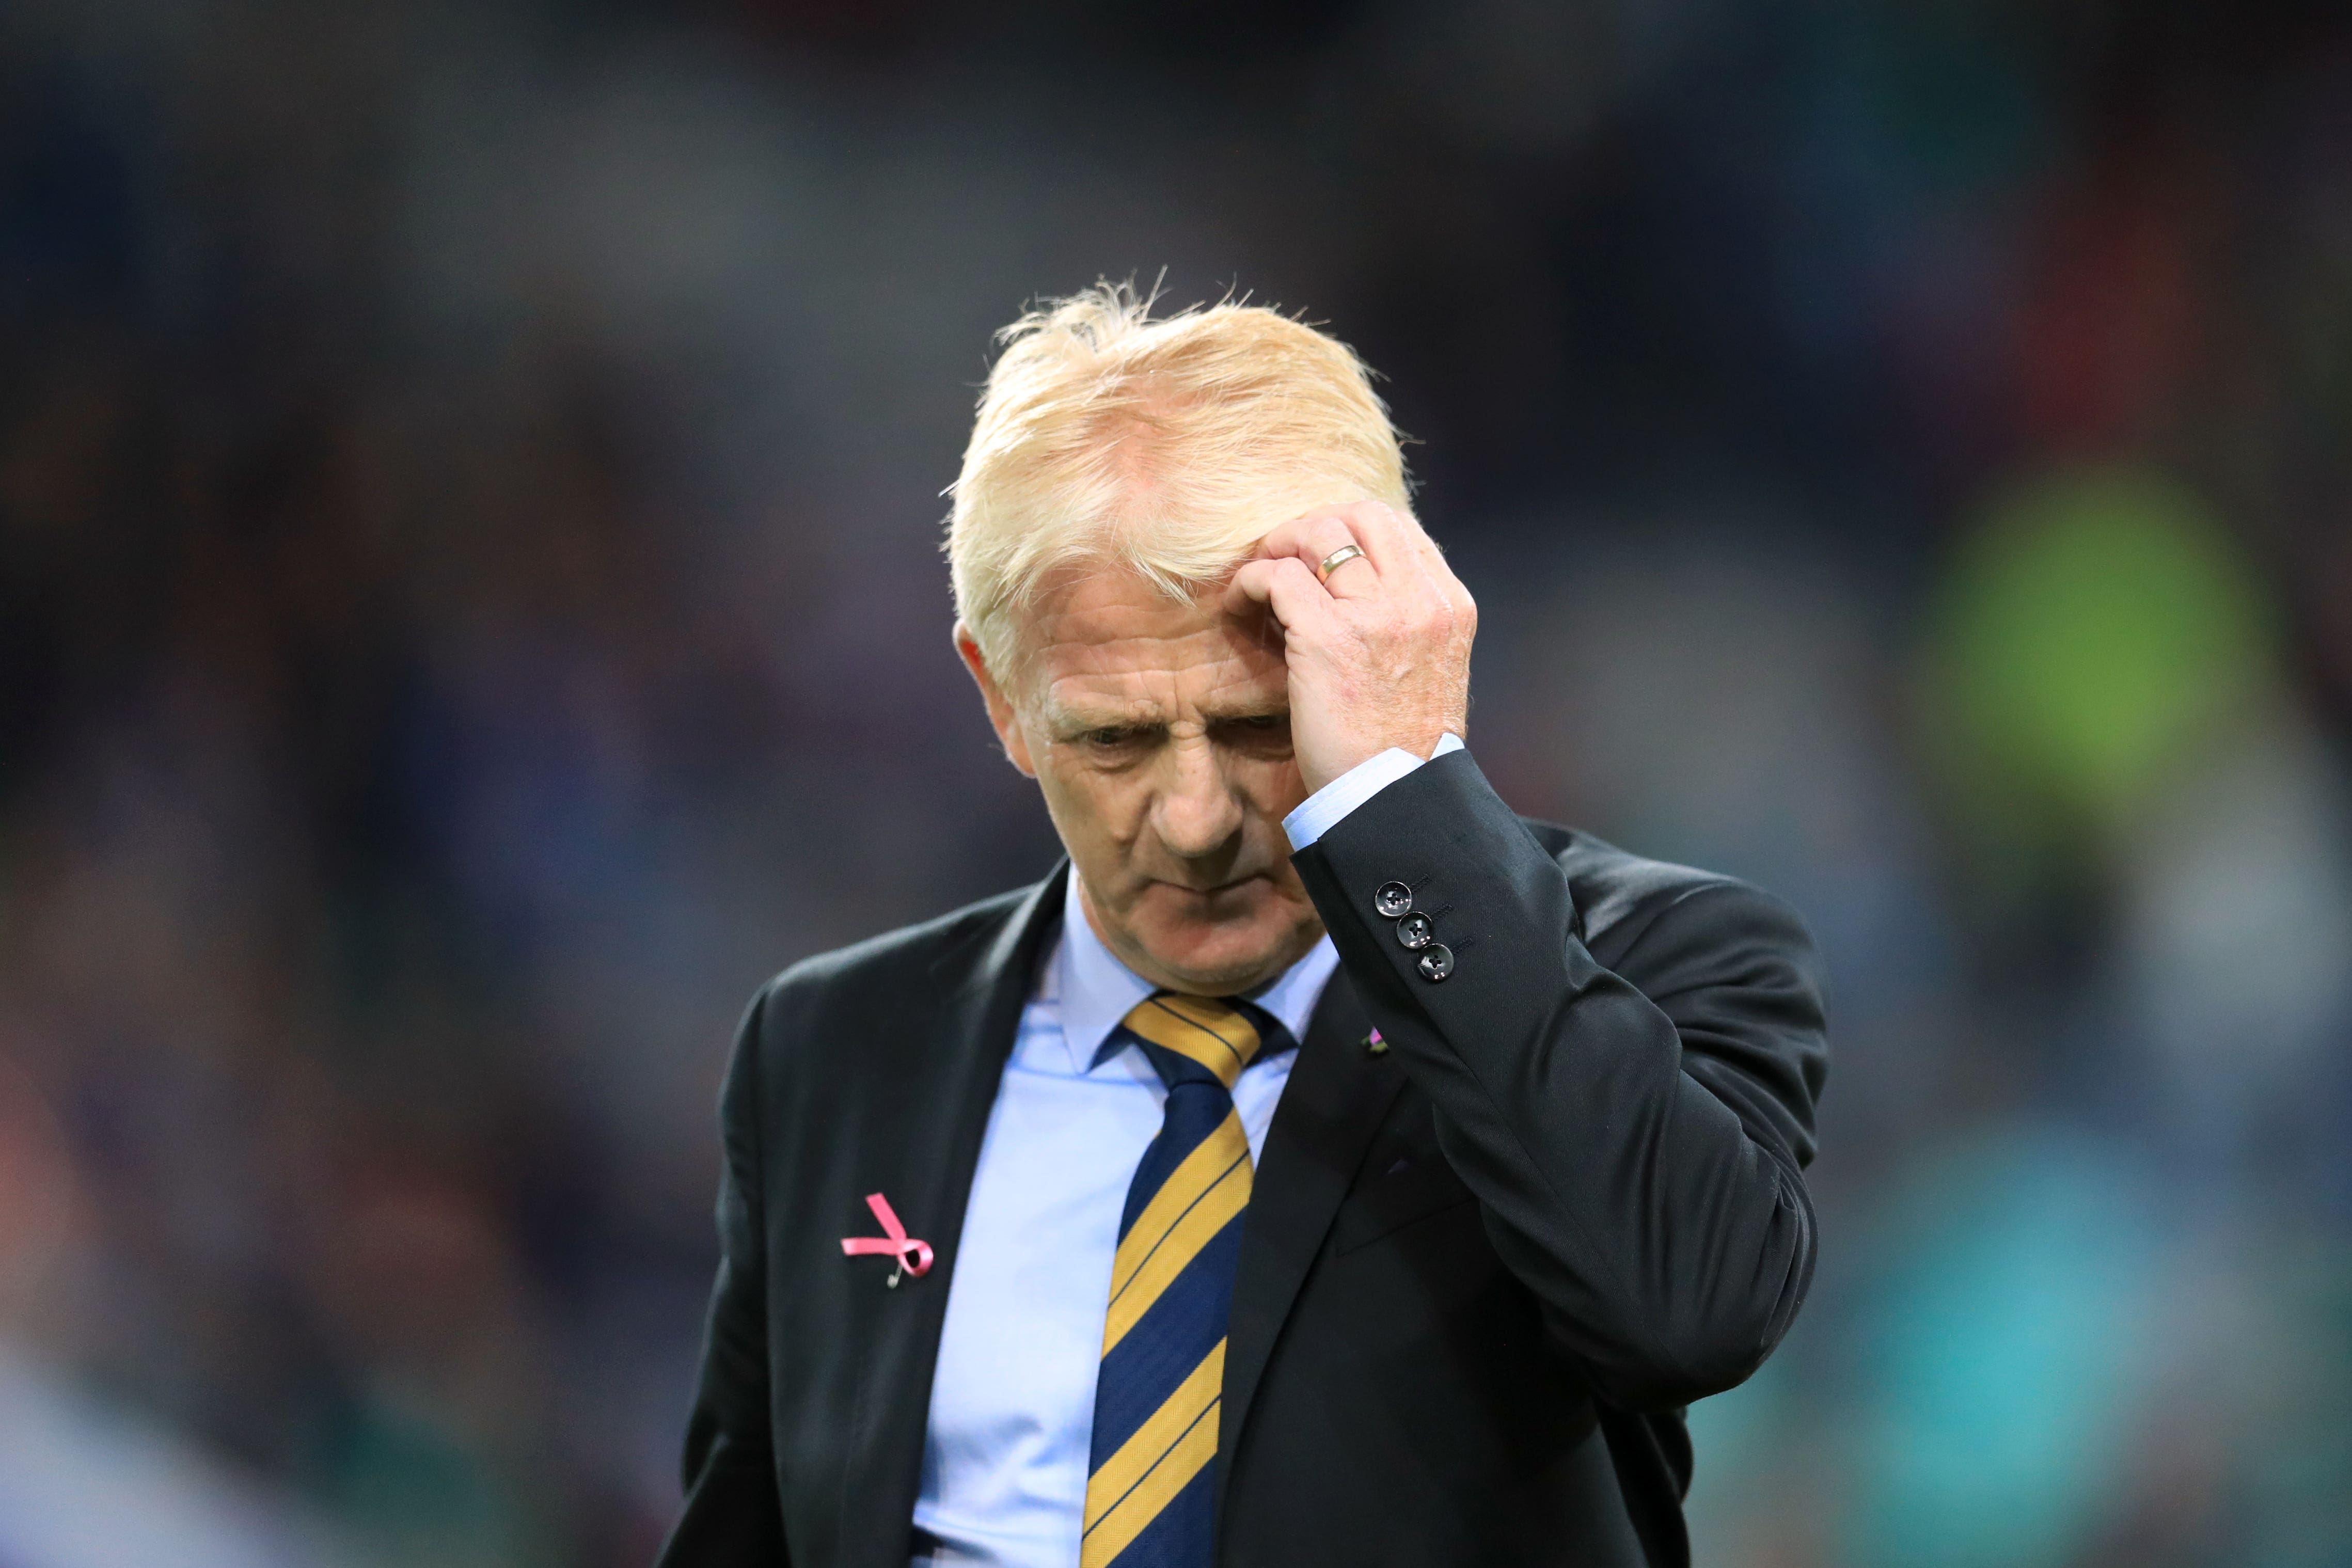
1227,500,1477,797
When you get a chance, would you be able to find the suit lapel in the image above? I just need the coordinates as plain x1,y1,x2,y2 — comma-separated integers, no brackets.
834,863,1067,1568
1217,967,1407,1516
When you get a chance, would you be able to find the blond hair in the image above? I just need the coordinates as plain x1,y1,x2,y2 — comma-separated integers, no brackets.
946,281,1410,672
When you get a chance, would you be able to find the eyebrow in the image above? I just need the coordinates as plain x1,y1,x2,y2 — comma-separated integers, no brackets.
1042,699,1287,737
1041,701,1165,738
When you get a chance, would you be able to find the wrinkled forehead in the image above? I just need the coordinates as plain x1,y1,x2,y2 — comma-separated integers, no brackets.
1015,568,1287,722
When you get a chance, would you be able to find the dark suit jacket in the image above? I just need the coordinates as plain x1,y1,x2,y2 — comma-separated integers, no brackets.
657,752,1828,1567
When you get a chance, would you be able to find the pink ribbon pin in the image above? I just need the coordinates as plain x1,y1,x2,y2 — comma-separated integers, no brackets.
841,1192,933,1286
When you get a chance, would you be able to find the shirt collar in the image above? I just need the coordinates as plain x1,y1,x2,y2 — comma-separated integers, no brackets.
1051,870,1338,1075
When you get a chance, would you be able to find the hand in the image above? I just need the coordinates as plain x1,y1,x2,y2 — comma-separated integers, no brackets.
1227,500,1477,796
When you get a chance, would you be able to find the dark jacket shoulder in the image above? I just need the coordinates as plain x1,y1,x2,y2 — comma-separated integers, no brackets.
1526,819,1758,939
761,882,1038,1013
1529,819,1821,973
728,877,1059,1127
1520,818,1827,1171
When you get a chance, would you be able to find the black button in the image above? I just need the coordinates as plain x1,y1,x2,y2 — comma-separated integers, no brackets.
1396,911,1434,950
1374,881,1413,918
1416,944,1454,982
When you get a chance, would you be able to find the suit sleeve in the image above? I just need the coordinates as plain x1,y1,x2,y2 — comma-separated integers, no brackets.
655,984,791,1566
1291,751,1828,1412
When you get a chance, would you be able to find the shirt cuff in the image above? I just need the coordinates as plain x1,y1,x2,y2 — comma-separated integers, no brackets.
1283,733,1464,850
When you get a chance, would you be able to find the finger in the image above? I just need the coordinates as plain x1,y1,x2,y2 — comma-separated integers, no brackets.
1227,555,1341,638
1351,506,1475,680
1301,516,1383,598
1316,541,1381,598
1253,511,1360,571
1255,511,1385,599
1327,499,1419,578
1334,501,1452,625
1375,501,1476,621
1317,500,1420,580
1261,499,1409,580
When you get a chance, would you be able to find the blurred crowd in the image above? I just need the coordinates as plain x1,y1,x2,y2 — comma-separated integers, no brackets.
2,1,2348,1564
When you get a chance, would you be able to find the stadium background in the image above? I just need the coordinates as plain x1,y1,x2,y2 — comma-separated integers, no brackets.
2,1,2348,1563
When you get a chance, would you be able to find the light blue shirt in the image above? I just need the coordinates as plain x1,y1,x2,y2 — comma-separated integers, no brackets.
910,735,1463,1567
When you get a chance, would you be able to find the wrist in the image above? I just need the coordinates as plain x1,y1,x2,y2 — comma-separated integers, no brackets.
1301,753,1376,797
1301,729,1455,793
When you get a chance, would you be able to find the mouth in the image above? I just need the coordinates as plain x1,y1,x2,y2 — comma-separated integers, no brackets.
1156,873,1266,898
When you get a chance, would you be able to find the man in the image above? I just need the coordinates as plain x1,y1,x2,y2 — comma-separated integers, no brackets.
657,286,1827,1568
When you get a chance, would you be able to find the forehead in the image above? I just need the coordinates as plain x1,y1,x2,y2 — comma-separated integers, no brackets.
1021,569,1285,718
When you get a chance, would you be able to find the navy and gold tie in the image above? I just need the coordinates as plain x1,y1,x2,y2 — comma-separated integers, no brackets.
1081,993,1271,1568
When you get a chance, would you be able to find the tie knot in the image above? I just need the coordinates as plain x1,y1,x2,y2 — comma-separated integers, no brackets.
1118,993,1262,1092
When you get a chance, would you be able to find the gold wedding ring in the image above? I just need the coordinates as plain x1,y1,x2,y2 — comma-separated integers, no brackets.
1316,543,1367,583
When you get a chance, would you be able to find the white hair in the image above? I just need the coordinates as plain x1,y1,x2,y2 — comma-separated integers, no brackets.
945,281,1410,673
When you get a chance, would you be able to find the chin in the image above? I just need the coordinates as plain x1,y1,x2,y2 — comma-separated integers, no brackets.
1155,948,1287,994
1127,896,1316,995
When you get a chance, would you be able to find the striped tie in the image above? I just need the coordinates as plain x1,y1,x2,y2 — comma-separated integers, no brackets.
1081,993,1269,1568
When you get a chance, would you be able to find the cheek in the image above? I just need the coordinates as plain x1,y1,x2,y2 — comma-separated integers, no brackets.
1033,749,1146,845
1233,751,1310,819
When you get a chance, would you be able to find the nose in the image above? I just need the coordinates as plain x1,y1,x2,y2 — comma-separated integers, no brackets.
1151,729,1245,864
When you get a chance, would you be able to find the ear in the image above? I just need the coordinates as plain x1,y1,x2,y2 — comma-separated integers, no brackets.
955,622,1038,779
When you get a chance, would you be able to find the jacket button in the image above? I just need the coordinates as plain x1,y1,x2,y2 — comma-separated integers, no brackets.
1416,944,1454,982
1374,881,1413,918
1396,911,1434,951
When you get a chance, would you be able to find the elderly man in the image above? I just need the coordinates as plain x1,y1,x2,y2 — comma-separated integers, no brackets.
657,287,1827,1568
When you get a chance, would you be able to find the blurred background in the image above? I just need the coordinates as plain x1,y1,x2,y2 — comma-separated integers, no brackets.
3,0,2349,1563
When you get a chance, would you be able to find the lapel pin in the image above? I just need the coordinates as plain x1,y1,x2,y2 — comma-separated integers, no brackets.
841,1191,934,1287
1364,1028,1389,1056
